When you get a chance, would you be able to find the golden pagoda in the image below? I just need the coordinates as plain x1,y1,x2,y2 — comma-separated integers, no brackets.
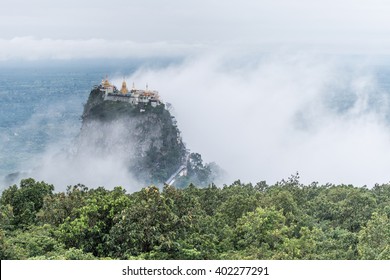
102,76,112,88
120,80,128,94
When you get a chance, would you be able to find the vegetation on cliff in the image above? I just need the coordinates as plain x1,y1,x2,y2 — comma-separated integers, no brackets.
78,88,218,186
1,176,389,260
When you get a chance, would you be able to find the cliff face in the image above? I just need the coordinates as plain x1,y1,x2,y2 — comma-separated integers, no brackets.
2,85,222,189
78,88,187,185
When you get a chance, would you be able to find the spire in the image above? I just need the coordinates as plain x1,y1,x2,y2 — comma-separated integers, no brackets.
102,75,111,88
120,79,128,94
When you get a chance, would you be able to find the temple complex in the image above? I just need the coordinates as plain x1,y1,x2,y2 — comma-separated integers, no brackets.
97,77,161,107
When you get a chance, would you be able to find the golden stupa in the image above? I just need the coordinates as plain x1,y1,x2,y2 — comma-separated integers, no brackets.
120,80,128,94
102,76,112,88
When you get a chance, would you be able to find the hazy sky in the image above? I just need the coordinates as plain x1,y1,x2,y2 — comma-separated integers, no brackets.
4,0,390,187
2,0,390,59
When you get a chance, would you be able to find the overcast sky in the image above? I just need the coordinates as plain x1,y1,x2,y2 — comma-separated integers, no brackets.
4,1,390,186
2,0,390,60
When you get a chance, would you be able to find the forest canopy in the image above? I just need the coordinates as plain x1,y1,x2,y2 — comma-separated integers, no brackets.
0,175,389,260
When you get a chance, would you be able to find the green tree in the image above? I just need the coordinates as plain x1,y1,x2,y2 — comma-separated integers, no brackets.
0,179,54,228
29,247,98,260
184,153,213,186
0,204,14,231
37,184,88,226
276,226,322,259
358,212,390,259
234,207,289,259
372,184,390,216
215,193,259,227
309,186,376,232
107,186,179,258
0,228,10,259
306,226,359,260
57,186,130,256
0,225,63,259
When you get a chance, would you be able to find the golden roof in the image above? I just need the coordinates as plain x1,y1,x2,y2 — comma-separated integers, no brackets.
102,78,111,88
120,80,128,94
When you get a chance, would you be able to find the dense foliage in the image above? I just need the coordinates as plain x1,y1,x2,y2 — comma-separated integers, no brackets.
1,176,389,260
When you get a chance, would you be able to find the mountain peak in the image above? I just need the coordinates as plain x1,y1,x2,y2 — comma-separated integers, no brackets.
79,80,221,187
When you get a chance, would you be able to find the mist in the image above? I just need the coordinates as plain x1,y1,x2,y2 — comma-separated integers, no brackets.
0,37,203,61
6,51,390,191
114,52,390,187
24,119,143,192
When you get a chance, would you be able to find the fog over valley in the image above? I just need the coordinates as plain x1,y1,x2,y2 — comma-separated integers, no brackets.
1,52,390,191
122,53,390,187
3,0,390,190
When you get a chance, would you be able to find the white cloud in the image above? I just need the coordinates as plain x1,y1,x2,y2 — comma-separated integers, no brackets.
118,52,390,186
5,50,390,189
26,119,144,191
0,37,204,61
3,1,390,57
3,1,390,189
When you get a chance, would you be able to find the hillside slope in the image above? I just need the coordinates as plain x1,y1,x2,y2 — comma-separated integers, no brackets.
78,87,220,186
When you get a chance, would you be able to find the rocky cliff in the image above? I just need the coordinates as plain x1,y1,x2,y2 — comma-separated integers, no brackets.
78,87,221,187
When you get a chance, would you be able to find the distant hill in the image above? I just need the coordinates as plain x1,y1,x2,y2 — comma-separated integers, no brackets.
78,85,221,187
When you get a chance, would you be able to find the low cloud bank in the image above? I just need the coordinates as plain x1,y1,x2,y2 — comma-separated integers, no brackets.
122,52,390,186
7,51,390,190
0,37,204,61
27,119,143,192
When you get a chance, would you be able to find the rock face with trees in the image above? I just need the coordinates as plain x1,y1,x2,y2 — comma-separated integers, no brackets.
1,176,389,260
78,85,219,187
